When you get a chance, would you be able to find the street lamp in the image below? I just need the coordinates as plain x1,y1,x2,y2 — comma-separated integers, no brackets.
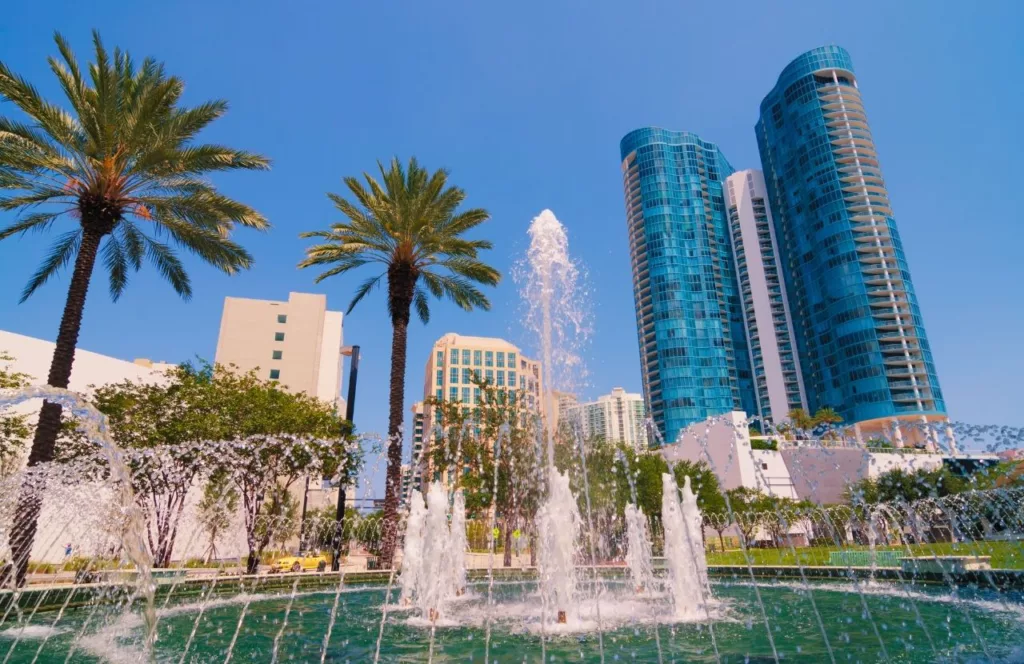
331,345,360,572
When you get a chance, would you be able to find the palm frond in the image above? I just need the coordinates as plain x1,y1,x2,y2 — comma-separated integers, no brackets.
346,274,384,314
19,230,81,302
102,234,129,300
0,211,62,240
143,236,191,299
413,286,430,324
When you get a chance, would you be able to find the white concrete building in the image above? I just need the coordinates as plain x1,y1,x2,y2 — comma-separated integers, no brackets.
565,387,648,450
214,292,345,409
659,411,949,505
724,170,807,425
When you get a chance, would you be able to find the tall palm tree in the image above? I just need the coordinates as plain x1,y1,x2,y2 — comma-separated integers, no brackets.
0,32,269,585
299,157,499,567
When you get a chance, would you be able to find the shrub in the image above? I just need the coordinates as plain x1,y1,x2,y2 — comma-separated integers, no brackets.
750,438,778,451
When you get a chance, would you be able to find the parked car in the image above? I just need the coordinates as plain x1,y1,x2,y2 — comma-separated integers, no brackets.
270,553,328,573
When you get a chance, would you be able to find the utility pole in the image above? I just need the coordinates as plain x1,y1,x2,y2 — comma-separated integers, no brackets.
332,345,360,572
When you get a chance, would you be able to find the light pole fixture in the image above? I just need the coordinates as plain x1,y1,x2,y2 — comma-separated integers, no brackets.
331,345,360,572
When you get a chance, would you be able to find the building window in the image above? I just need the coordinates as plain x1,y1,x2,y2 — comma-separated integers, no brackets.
269,369,280,380
496,352,505,368
436,388,443,401
485,369,493,384
496,371,505,387
473,350,482,366
450,367,458,384
509,391,516,405
462,387,471,403
450,387,458,402
463,349,472,365
508,352,516,366
462,368,472,384
277,314,287,324
474,387,481,404
485,351,494,367
436,369,443,386
436,351,444,366
474,368,482,382
451,349,459,365
272,350,283,360
509,370,516,386
274,332,285,342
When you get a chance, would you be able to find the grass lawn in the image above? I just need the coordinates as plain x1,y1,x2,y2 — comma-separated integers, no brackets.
706,540,1024,570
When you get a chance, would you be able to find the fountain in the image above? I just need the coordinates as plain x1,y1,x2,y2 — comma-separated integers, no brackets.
623,503,655,594
1,212,1023,662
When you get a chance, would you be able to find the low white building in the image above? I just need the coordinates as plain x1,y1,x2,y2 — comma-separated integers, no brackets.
658,411,950,504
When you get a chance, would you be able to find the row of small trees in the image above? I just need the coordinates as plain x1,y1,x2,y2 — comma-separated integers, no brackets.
1,359,361,576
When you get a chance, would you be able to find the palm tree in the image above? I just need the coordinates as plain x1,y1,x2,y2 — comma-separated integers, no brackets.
0,32,268,585
812,406,843,440
787,408,814,435
299,157,499,567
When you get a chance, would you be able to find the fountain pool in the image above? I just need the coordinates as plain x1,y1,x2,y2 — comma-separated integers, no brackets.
1,579,1021,662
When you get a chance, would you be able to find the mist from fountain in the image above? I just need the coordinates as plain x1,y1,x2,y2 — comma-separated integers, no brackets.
624,503,655,594
535,468,581,624
399,489,426,606
661,473,711,619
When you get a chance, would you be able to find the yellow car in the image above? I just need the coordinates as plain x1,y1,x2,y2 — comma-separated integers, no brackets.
271,553,328,573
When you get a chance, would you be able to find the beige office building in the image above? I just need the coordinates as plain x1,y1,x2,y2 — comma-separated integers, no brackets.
214,292,346,513
214,292,345,408
417,333,543,484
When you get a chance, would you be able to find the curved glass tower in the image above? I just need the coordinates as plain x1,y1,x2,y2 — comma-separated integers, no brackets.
755,46,946,430
620,128,756,441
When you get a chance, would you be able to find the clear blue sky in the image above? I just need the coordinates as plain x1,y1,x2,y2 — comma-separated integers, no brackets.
2,0,1022,477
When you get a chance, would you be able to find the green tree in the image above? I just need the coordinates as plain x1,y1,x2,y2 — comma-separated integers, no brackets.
0,33,269,583
847,466,968,506
725,487,764,545
196,470,238,563
0,352,31,478
787,408,814,433
206,366,348,574
299,157,500,567
254,486,300,553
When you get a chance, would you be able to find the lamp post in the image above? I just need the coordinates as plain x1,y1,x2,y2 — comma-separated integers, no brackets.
331,345,360,572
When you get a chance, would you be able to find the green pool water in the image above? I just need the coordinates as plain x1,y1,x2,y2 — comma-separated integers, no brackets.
2,580,1022,662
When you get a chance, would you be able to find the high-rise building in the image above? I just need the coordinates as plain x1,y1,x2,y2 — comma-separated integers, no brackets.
402,401,426,505
620,128,757,441
724,170,808,425
564,387,648,451
214,292,345,407
756,46,947,441
419,333,543,483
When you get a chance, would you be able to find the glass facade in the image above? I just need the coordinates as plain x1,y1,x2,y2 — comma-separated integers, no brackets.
620,128,757,441
756,46,945,423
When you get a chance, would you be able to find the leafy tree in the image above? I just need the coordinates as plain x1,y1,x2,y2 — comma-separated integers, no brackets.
196,470,238,563
254,486,300,553
813,407,842,427
787,408,814,433
0,32,268,583
724,487,764,545
0,352,31,478
299,157,500,567
847,467,968,506
205,367,348,573
56,363,222,567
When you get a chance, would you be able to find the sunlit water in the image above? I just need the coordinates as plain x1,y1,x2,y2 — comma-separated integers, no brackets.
2,581,1021,663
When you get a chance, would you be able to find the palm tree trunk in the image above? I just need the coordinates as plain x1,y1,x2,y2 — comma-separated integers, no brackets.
7,228,103,588
378,266,415,569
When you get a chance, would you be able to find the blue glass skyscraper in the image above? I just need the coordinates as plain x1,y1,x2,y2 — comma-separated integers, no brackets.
756,46,946,429
620,128,757,441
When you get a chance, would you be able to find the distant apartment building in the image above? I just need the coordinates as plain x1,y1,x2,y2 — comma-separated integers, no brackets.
724,169,808,425
418,333,543,484
214,292,344,408
564,387,648,450
401,402,426,505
